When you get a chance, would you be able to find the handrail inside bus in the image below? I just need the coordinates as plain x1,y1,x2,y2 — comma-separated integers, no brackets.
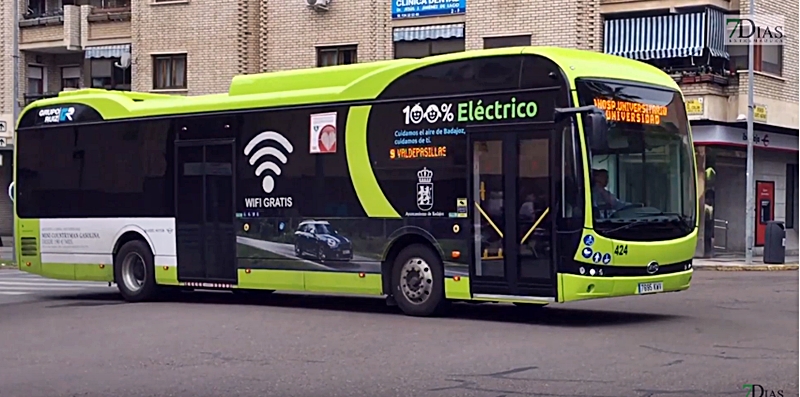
521,207,549,245
474,202,503,238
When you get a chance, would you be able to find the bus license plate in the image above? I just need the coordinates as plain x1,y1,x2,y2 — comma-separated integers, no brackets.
638,282,663,294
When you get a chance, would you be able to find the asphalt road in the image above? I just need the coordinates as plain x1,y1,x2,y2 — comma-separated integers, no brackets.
0,270,796,397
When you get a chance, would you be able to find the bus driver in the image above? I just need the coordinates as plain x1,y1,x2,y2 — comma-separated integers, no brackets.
591,169,629,217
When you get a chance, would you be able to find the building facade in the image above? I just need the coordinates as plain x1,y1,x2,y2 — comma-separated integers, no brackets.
1,0,797,256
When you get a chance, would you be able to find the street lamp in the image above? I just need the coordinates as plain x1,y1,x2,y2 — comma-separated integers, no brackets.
11,0,20,263
744,0,755,265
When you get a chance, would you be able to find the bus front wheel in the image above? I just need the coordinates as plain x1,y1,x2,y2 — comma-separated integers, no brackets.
114,240,159,302
391,244,446,317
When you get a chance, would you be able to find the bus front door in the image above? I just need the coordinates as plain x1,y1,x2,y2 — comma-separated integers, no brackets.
175,140,238,284
469,130,556,301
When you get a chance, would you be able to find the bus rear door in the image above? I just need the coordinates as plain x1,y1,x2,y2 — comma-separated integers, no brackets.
175,139,238,285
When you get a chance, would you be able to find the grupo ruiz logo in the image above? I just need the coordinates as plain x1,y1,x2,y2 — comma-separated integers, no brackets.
38,107,75,124
242,130,294,209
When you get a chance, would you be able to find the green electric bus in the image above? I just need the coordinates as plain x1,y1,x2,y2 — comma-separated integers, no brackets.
13,46,697,317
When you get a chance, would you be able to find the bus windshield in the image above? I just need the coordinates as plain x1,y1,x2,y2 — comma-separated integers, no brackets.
576,79,696,241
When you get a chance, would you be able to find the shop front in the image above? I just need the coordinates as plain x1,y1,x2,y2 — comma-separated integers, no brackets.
692,121,798,258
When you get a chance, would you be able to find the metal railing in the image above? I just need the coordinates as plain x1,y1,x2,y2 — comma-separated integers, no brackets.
23,92,59,105
713,218,729,251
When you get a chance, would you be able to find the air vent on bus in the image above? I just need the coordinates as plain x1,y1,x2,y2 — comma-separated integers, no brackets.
20,237,37,256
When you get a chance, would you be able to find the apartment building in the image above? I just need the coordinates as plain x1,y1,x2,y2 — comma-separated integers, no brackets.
0,0,797,256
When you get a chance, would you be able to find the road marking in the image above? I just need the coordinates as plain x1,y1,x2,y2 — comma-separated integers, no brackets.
0,281,105,287
0,270,110,297
0,284,101,290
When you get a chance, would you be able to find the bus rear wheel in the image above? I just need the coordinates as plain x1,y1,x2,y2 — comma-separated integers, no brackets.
391,244,446,317
114,240,159,302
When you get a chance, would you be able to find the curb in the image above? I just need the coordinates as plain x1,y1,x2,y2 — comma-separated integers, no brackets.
694,264,799,271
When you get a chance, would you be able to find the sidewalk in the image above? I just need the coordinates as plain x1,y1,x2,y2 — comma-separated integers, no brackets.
693,255,799,271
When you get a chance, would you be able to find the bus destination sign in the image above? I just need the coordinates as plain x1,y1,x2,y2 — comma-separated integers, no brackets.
592,98,667,125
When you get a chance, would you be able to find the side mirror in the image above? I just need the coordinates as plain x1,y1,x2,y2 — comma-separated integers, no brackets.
553,105,608,151
7,181,13,203
586,111,608,151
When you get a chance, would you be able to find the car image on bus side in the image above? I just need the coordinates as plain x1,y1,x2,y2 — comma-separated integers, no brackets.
294,220,354,262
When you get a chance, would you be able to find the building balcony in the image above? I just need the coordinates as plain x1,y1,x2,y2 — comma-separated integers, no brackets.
600,0,732,15
23,92,61,106
85,2,132,44
19,4,82,52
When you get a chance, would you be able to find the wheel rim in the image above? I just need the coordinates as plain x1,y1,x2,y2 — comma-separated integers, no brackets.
121,252,146,292
399,257,434,305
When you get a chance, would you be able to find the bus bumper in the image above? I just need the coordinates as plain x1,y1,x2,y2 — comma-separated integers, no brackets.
559,269,693,302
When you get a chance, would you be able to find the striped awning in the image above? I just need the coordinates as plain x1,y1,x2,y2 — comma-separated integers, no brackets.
393,23,464,42
85,44,131,59
706,8,729,59
604,12,706,60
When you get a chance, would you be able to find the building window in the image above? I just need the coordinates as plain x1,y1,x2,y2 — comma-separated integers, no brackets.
394,39,465,59
152,54,187,90
27,65,44,95
728,30,784,76
317,46,357,67
90,59,131,91
24,0,49,18
787,164,798,229
89,0,129,9
61,66,81,90
483,35,531,49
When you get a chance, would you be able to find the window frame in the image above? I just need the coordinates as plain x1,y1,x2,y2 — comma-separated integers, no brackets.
727,28,784,77
89,58,132,91
316,45,358,67
483,35,532,49
60,65,81,90
393,38,465,59
26,65,45,95
152,53,188,90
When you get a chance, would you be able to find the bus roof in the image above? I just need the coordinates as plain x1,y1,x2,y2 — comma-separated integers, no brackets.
18,46,680,126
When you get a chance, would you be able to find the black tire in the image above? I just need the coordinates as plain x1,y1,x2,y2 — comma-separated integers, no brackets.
391,244,447,317
114,240,159,302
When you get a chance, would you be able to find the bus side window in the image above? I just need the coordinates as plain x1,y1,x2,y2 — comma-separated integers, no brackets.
559,121,584,230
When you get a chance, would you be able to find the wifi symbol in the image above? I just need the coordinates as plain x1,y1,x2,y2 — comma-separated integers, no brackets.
243,131,294,194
